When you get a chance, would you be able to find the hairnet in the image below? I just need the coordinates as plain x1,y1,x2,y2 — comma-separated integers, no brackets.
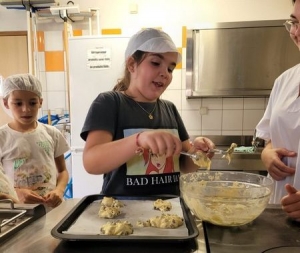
2,73,42,98
125,28,181,63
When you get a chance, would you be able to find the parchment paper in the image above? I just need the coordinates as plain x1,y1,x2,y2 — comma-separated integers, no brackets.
63,197,189,237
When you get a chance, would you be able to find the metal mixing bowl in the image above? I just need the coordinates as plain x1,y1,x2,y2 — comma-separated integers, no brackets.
180,171,274,226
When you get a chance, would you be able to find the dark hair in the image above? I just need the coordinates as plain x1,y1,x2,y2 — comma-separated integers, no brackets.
293,0,295,4
113,51,147,91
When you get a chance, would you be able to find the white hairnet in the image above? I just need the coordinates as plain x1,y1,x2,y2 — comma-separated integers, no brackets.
2,73,42,98
125,28,181,63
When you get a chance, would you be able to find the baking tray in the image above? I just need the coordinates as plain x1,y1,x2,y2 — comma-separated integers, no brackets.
51,194,199,244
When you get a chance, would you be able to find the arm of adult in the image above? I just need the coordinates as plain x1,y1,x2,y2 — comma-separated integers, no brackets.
261,141,296,181
281,184,300,221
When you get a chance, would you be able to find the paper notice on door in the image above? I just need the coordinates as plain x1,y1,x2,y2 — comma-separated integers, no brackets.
87,47,111,70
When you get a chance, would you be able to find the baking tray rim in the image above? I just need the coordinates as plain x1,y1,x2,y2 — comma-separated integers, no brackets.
51,194,199,242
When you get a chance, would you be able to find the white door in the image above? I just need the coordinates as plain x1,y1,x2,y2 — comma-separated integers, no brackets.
71,150,103,198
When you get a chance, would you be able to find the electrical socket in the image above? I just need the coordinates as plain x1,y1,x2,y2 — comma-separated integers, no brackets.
199,107,208,115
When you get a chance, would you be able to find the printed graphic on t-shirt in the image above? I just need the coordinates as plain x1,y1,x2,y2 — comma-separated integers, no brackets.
36,140,51,155
11,139,54,196
123,128,180,188
142,149,174,174
14,159,52,193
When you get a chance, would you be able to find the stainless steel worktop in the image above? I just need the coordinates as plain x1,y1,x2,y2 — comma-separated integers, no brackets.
1,199,299,253
191,135,266,173
0,199,206,253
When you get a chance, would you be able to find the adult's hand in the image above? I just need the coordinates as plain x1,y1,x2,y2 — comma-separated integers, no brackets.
261,143,296,181
281,184,300,221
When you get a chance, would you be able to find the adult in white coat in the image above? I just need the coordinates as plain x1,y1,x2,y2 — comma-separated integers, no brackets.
256,0,300,220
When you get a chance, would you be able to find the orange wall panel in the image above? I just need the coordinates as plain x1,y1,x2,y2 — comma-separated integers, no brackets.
182,26,187,48
36,31,45,52
176,47,182,69
73,30,83,36
101,29,122,35
45,51,65,71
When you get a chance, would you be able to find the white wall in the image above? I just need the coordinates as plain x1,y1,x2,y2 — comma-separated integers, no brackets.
0,0,293,32
0,0,295,136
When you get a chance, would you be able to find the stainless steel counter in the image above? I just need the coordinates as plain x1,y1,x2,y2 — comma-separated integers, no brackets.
0,199,207,253
2,199,299,253
191,135,266,173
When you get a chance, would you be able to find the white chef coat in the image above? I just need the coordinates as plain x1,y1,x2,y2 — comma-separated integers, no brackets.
256,63,300,203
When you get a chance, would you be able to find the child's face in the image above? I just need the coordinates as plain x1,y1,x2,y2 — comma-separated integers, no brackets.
3,90,42,127
129,52,177,101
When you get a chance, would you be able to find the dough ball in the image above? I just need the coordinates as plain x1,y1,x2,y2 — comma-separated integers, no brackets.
153,199,172,212
139,213,184,229
100,220,133,236
101,196,124,208
98,205,121,219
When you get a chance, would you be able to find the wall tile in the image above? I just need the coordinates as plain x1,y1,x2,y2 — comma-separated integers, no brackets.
161,89,182,110
45,51,65,72
182,26,187,48
181,47,186,69
101,28,122,35
223,98,243,109
202,110,222,131
36,13,272,138
202,130,222,135
244,98,265,109
182,93,201,110
188,130,202,137
82,30,91,36
47,91,66,110
163,26,182,47
38,72,47,91
243,109,265,130
202,98,223,109
222,130,243,136
222,110,243,130
41,91,48,112
169,69,181,90
36,31,45,52
181,110,202,132
175,48,182,70
243,130,255,136
46,72,66,91
73,29,83,36
181,68,187,89
44,31,63,51
37,52,45,72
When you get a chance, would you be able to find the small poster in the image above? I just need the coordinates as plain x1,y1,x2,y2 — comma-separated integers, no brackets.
87,48,111,70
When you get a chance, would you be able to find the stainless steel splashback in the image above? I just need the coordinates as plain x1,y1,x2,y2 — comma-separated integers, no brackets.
186,20,300,98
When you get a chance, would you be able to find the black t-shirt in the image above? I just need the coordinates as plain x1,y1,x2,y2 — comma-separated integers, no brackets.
81,91,189,196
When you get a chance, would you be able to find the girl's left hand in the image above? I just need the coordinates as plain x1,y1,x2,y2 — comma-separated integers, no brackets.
281,184,300,221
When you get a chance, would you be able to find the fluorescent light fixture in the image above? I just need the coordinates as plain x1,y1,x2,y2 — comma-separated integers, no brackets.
50,5,79,15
